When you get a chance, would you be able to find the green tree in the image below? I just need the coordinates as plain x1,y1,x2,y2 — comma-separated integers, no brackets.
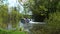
27,0,48,22
0,5,8,28
28,0,60,34
10,7,22,28
0,4,22,29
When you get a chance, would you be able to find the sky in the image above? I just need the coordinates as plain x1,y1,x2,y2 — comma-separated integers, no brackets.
8,0,20,7
2,0,32,15
7,0,24,13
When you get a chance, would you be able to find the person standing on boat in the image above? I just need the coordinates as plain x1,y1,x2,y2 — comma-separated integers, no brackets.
25,18,30,23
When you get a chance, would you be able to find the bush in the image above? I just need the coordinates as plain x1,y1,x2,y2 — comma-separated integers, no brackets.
45,11,60,34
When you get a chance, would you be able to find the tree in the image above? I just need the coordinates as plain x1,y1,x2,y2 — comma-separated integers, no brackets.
10,7,22,28
27,0,48,22
0,5,8,28
28,0,60,34
0,4,22,29
24,0,60,22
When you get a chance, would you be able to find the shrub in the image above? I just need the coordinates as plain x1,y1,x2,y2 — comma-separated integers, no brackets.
45,11,60,34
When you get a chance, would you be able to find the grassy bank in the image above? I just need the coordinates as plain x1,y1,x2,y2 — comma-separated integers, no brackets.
0,28,27,34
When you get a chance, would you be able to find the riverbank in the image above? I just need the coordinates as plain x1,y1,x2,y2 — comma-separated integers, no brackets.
0,28,27,34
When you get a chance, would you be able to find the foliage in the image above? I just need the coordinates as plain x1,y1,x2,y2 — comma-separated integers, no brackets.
24,0,60,22
29,0,60,34
45,11,60,34
30,11,60,34
25,0,49,22
28,0,48,15
10,7,22,28
0,5,8,28
0,5,22,29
